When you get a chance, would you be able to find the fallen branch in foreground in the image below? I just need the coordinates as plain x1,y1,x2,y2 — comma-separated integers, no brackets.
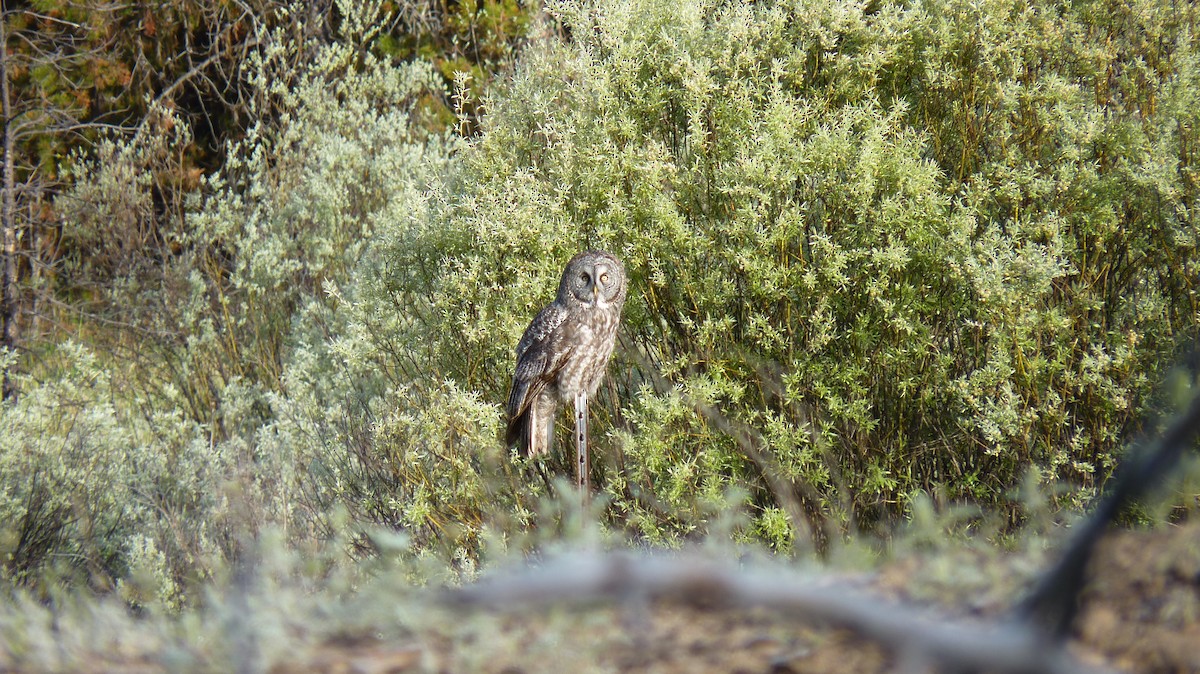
446,551,1112,674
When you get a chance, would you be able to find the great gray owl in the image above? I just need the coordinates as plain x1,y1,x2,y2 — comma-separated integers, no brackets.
506,250,628,459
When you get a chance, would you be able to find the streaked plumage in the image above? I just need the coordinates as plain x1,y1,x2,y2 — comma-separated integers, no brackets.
506,250,627,457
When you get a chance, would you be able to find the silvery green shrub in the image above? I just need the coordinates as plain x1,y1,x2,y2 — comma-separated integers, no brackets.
16,0,1200,587
358,0,1200,545
4,1,462,588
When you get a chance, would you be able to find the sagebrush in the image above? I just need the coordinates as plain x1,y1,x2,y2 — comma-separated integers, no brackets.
3,0,1199,592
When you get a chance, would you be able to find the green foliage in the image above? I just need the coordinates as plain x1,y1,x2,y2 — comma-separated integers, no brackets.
9,1,461,589
0,343,135,588
372,0,542,131
368,0,1200,544
13,0,1200,594
0,342,234,604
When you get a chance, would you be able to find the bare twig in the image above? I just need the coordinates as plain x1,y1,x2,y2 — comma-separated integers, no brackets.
134,32,264,144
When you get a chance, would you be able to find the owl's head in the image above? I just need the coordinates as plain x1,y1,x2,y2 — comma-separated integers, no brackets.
559,250,627,309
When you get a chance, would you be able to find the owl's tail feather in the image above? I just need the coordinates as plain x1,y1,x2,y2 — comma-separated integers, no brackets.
506,408,532,455
507,407,552,457
506,378,531,450
506,383,553,457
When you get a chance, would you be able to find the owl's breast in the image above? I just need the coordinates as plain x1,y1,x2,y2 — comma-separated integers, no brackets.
552,306,621,399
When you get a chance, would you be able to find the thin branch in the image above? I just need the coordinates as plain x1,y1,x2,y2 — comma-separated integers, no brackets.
11,11,87,30
135,33,264,142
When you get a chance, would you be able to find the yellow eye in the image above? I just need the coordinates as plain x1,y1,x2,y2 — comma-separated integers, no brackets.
580,272,590,284
599,273,609,284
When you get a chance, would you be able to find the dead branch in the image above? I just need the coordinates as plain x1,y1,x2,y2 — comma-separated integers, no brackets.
446,551,1112,674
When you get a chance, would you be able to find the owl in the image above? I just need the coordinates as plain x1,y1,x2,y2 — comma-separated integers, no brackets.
506,250,628,459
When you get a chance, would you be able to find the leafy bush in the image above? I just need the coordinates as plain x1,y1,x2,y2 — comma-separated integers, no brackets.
15,0,1200,591
356,0,1200,544
4,1,465,589
0,342,232,604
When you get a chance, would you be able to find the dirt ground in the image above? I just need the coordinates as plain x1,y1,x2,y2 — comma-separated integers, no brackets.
274,519,1200,674
1074,521,1200,673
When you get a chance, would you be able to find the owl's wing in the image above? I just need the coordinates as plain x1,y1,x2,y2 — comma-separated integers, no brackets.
514,301,571,360
506,304,574,449
507,303,570,415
